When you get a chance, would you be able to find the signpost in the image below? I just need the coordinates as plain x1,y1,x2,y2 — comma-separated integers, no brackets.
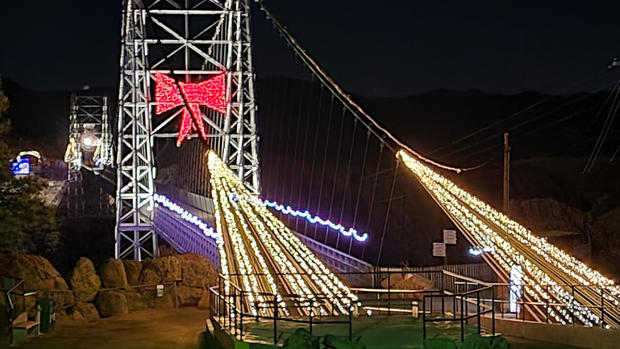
443,229,457,245
432,242,446,257
10,158,30,175
434,229,457,266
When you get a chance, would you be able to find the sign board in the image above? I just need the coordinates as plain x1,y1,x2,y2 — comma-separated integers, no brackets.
156,284,164,297
443,229,457,244
432,242,446,257
509,265,523,313
11,158,30,175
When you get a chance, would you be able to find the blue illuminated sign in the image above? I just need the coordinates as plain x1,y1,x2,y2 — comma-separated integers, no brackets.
11,158,30,175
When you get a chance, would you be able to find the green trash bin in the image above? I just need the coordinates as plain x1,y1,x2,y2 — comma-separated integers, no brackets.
37,299,55,333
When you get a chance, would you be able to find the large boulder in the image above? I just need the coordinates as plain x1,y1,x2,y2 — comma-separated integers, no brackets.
70,257,101,302
123,291,149,311
512,198,591,235
197,290,210,310
72,302,100,321
123,260,142,286
176,285,203,306
100,259,128,289
141,256,182,282
177,253,218,289
154,290,175,309
139,269,161,285
381,273,433,298
0,253,75,310
96,290,129,317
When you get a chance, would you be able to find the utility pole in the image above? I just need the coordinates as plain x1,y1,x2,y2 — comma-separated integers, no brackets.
503,132,511,214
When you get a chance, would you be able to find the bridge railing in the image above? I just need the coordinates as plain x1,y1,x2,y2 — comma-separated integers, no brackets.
209,273,356,345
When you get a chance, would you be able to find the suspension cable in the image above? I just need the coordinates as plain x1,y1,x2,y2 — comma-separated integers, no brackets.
256,0,481,173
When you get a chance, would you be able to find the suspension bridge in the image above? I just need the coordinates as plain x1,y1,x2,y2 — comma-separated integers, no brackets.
62,0,620,334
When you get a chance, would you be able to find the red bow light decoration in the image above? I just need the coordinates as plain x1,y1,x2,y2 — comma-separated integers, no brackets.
154,73,227,146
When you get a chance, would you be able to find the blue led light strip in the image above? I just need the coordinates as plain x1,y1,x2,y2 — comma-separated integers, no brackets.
153,194,223,244
260,199,369,242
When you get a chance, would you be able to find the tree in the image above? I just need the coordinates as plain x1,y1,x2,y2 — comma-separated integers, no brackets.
0,76,58,253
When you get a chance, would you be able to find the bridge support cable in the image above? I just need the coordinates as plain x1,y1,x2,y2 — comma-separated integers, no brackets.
256,0,485,174
398,149,620,328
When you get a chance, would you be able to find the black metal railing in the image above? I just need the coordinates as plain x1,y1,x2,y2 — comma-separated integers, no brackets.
422,285,495,341
209,274,355,345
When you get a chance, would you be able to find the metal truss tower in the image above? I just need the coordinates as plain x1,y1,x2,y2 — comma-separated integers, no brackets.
65,94,112,217
115,0,260,260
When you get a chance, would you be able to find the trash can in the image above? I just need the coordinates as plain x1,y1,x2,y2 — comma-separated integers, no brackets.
37,299,55,333
411,300,419,318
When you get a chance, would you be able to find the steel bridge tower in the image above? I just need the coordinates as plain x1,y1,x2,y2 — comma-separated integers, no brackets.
115,0,260,260
65,94,113,217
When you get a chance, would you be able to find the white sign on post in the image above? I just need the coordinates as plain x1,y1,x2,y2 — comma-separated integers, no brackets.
432,242,446,257
443,229,457,245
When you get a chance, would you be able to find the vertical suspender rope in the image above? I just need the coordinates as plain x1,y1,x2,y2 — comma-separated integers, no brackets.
295,77,316,231
377,160,400,266
336,118,358,250
276,79,296,202
313,96,335,239
303,85,325,232
362,143,384,260
287,81,306,206
324,107,347,244
349,130,371,254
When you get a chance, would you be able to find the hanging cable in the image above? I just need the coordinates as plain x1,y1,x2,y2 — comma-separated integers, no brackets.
584,80,620,172
313,96,336,239
304,85,325,232
324,107,347,244
256,0,482,173
362,143,384,260
336,118,358,250
295,77,316,231
443,89,605,159
376,160,400,266
349,130,371,255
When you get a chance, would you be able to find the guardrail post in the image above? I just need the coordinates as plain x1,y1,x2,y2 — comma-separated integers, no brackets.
441,272,445,315
477,290,480,335
453,294,456,319
571,286,575,326
460,296,464,341
273,297,278,345
464,292,467,324
491,286,495,336
240,291,244,339
546,285,549,323
601,287,605,329
348,304,352,341
233,292,238,337
309,305,313,334
422,295,426,339
387,272,391,316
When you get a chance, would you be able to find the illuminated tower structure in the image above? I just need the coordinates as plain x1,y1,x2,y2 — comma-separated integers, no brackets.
65,94,112,217
115,0,260,260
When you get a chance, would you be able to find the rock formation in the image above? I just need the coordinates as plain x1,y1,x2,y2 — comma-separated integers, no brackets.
70,257,101,303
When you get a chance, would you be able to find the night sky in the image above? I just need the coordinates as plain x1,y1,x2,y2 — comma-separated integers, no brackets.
1,1,619,95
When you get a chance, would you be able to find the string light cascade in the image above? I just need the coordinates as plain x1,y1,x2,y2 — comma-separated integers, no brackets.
208,151,358,316
398,149,620,327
